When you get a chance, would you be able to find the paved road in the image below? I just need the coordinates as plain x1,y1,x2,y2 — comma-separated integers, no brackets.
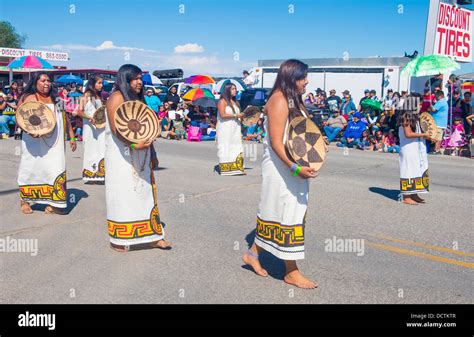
0,138,472,304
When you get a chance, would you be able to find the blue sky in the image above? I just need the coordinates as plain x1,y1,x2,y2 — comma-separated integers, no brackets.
1,0,472,75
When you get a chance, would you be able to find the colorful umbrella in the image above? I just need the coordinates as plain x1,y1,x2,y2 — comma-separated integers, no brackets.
360,99,382,111
182,88,214,101
7,55,53,69
193,97,216,108
401,55,460,77
142,73,163,85
215,79,246,93
185,75,215,85
56,74,84,85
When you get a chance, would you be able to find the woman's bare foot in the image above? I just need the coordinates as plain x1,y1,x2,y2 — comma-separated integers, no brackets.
284,269,318,289
242,250,268,277
402,196,419,205
20,201,33,214
45,205,68,214
149,239,172,250
110,243,129,252
411,195,425,203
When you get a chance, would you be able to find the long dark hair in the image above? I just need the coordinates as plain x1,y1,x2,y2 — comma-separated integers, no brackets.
21,71,57,103
397,94,421,132
113,64,144,102
269,59,309,118
85,75,102,99
220,83,239,114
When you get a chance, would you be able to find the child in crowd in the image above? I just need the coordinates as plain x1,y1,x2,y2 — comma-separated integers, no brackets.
442,117,467,156
161,112,178,140
371,130,384,151
245,118,266,143
358,130,371,150
173,114,187,140
382,129,399,153
367,110,379,134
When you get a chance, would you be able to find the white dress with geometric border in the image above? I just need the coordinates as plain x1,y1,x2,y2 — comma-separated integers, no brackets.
255,111,309,260
82,98,105,181
17,103,68,208
104,108,165,246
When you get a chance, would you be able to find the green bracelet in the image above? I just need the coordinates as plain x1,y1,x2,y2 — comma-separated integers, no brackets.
70,137,77,141
292,165,301,177
130,143,136,150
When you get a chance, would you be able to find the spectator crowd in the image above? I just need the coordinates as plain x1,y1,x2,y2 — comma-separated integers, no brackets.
305,78,473,157
1,73,473,158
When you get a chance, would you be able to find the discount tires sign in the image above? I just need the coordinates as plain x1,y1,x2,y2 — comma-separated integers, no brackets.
434,2,472,62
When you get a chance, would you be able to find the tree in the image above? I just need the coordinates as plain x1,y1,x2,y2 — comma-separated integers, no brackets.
0,21,27,48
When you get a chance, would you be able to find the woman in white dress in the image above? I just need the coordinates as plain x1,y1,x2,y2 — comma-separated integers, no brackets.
105,64,171,252
242,59,320,289
216,83,245,175
397,94,431,205
17,72,77,214
76,75,105,183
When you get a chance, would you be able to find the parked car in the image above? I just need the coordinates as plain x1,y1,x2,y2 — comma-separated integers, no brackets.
169,82,198,97
239,88,271,110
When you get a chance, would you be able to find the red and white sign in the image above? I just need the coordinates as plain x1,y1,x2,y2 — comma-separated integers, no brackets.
0,47,69,62
434,2,472,62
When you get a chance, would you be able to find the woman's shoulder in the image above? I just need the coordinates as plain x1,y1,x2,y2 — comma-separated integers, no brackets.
19,94,37,104
268,92,288,109
108,90,124,102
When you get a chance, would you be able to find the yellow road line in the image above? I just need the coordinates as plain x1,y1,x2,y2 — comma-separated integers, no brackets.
366,241,474,269
369,234,474,258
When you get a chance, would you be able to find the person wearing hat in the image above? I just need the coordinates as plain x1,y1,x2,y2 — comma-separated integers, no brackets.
397,94,431,205
165,85,180,110
369,89,379,101
420,87,434,113
323,109,347,143
326,89,342,113
383,89,394,110
336,112,366,149
17,72,77,215
144,87,162,113
358,89,371,111
340,90,356,117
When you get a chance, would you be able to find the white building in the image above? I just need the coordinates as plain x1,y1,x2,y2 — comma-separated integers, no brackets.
249,57,426,104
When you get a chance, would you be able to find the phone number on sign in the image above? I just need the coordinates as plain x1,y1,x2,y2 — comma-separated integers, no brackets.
44,52,68,61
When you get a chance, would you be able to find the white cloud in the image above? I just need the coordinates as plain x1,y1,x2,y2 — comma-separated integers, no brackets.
95,40,154,52
43,44,95,51
41,40,154,52
174,43,204,54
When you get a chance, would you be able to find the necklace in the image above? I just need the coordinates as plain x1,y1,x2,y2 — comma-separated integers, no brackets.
34,94,58,148
130,147,149,191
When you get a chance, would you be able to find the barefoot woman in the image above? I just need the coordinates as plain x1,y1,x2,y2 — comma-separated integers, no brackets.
105,64,171,251
75,75,105,183
243,60,319,289
17,72,77,214
216,83,245,175
398,95,431,205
